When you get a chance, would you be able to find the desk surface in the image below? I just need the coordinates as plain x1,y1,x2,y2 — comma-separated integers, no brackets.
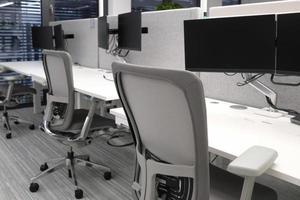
110,98,300,187
0,61,119,101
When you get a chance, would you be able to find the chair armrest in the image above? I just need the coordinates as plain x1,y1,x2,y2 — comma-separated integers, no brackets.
227,146,278,177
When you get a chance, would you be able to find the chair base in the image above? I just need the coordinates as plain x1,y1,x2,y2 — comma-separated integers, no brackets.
29,147,112,199
2,111,35,139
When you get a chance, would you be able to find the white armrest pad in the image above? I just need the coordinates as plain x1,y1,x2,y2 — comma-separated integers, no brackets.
227,146,278,177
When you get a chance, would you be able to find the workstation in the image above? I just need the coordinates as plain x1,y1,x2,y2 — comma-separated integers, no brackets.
0,0,300,199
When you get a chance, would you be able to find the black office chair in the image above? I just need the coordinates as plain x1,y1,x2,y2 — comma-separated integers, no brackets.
112,62,278,200
29,50,116,199
0,66,36,139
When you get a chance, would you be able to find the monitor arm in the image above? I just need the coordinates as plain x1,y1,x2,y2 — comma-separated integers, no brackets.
108,27,148,35
245,73,277,106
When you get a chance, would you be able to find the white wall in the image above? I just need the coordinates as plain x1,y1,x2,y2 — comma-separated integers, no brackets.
99,0,103,16
109,0,131,15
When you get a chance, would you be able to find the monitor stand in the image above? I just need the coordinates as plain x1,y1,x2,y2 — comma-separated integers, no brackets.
244,73,285,118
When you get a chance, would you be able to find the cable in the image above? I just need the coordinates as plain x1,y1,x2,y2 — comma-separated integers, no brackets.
237,73,265,87
265,96,299,116
119,49,130,57
105,34,130,58
106,130,134,147
105,35,115,54
210,155,218,164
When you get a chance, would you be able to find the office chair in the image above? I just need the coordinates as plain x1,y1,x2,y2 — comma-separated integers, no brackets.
112,62,278,200
29,50,116,199
0,66,36,139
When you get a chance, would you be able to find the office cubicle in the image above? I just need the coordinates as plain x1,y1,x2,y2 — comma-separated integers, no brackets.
99,8,204,71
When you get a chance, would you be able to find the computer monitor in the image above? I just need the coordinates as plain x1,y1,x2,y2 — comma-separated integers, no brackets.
31,26,54,50
276,12,300,75
54,24,65,50
118,12,142,51
98,16,109,50
184,15,276,73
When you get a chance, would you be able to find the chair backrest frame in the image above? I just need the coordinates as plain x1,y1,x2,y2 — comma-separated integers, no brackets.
112,62,210,200
42,50,75,131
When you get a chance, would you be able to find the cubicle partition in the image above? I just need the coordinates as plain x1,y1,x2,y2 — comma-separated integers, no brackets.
99,8,204,71
50,18,99,68
201,1,300,112
128,8,203,70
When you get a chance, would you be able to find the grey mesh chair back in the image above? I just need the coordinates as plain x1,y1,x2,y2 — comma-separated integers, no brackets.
112,62,210,200
42,50,75,131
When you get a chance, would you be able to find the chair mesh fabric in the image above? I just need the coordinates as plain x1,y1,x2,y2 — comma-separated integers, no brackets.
112,62,210,200
43,50,75,131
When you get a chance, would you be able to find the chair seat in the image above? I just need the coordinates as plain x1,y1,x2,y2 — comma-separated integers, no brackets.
210,164,277,200
53,109,116,134
0,84,36,97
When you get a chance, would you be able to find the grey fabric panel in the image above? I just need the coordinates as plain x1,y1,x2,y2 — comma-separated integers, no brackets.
200,73,300,112
42,50,75,131
210,165,277,200
112,62,210,200
127,8,202,70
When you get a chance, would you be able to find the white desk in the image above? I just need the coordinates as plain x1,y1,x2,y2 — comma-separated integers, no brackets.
3,61,300,187
0,61,119,113
110,98,300,187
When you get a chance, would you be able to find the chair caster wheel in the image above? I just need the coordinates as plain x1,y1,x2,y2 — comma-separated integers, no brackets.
29,182,39,193
75,188,83,199
14,121,20,125
29,124,35,130
6,133,12,139
104,171,112,180
40,163,48,172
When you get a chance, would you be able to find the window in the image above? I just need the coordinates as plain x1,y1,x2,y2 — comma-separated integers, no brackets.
0,0,41,62
0,0,99,105
0,0,41,104
132,0,200,12
53,0,98,21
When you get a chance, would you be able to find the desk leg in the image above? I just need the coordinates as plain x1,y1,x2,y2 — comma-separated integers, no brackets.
32,81,43,114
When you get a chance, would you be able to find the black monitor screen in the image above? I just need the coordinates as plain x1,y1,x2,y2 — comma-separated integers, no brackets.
277,13,300,75
184,15,276,73
54,25,65,50
118,12,142,51
31,26,54,50
98,16,109,49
